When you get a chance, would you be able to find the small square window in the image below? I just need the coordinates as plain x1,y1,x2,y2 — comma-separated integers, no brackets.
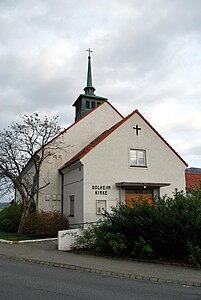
130,149,146,167
86,100,90,109
52,194,57,201
45,195,50,201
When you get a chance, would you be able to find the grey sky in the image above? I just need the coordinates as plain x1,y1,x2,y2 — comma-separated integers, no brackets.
0,0,201,167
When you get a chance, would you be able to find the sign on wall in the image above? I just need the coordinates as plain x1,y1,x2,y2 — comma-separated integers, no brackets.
91,185,111,195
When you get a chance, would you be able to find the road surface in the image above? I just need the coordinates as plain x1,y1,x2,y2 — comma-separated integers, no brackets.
0,257,200,299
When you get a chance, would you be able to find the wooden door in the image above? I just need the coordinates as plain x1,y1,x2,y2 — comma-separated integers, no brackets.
125,189,153,207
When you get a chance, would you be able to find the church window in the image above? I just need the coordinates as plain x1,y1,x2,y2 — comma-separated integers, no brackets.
91,101,96,109
69,195,75,216
86,100,90,109
130,149,146,167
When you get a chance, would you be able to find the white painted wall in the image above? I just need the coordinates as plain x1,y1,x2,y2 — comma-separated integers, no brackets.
79,112,186,223
37,102,123,211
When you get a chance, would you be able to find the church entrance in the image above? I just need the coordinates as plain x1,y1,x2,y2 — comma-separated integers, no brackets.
125,189,153,207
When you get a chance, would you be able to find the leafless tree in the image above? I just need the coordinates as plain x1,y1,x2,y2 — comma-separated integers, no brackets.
0,113,63,233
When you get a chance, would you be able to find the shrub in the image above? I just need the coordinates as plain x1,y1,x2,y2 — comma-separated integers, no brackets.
22,211,69,237
132,236,154,258
187,242,201,268
154,189,201,259
74,220,127,255
0,202,22,232
73,187,201,263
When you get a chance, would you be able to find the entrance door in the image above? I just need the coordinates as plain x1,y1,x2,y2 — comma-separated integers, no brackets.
125,189,153,207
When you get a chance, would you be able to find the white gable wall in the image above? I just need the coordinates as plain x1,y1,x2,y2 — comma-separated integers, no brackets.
37,102,123,211
79,112,186,223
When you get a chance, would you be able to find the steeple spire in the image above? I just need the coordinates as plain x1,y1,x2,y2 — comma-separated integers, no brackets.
84,48,96,95
72,49,108,122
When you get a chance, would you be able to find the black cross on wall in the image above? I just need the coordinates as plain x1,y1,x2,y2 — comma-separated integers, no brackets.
133,125,141,135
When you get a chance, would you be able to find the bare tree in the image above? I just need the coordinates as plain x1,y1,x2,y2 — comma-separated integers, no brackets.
0,113,63,233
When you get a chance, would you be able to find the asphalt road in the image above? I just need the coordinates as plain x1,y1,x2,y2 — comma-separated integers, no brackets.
0,257,201,300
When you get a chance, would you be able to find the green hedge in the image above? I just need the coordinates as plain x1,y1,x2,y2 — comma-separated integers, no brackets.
74,188,201,266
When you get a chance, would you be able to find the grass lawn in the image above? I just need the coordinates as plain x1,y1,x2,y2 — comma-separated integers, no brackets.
0,232,37,241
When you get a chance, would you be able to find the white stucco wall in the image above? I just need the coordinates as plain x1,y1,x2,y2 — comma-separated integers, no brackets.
37,102,123,211
80,112,186,223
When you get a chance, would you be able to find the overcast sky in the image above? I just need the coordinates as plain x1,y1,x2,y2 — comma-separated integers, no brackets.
0,0,201,167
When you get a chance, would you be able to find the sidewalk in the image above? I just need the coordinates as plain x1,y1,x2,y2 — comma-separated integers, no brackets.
0,239,200,287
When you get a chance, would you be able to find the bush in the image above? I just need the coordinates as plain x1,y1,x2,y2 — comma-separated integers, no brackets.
23,211,69,237
154,189,201,259
132,237,154,258
74,222,127,255
0,202,22,232
187,242,201,268
73,188,201,263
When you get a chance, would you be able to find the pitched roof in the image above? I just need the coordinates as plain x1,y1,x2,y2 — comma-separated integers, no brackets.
59,109,188,171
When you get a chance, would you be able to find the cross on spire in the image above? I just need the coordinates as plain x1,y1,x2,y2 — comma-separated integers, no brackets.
86,48,93,58
84,48,95,95
133,125,141,135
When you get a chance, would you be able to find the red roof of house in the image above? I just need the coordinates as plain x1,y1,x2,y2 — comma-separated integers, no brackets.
185,172,201,190
59,109,188,171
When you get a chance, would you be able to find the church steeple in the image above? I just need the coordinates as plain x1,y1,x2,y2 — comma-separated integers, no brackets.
72,49,108,122
84,48,96,95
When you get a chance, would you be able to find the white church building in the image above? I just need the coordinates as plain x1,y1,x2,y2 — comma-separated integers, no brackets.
29,51,188,226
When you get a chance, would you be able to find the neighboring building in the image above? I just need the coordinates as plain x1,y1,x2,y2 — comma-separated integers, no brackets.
185,168,201,190
16,50,188,226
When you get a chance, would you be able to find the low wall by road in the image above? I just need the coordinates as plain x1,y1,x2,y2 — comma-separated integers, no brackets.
58,229,83,251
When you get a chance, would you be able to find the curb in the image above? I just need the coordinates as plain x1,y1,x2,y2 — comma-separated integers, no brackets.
0,238,57,244
0,253,200,288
